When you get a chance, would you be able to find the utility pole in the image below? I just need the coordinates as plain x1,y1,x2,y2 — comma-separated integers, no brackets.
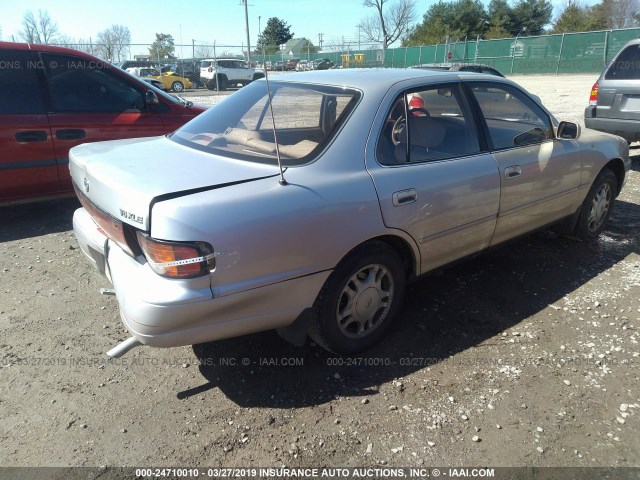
242,0,251,64
192,39,195,59
318,33,324,52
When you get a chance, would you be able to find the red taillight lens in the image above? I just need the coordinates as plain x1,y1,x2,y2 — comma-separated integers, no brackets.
589,82,599,105
136,233,215,279
74,184,136,256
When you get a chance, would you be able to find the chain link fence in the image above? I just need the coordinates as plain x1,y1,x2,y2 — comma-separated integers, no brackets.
53,27,640,75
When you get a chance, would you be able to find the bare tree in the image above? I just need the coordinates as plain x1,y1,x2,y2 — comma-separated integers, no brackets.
359,0,416,50
95,25,131,63
19,9,59,44
53,36,95,54
194,44,216,58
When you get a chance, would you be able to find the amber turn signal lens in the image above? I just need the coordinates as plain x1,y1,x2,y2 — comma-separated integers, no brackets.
589,82,599,106
136,233,215,278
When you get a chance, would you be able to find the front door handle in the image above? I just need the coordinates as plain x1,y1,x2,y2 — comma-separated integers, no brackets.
504,165,522,179
15,130,48,142
392,188,417,206
56,129,86,140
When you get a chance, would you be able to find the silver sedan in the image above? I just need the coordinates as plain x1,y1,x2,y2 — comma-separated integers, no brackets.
71,69,630,357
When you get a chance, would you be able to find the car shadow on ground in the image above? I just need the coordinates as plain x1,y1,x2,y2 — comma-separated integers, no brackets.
0,197,79,243
185,197,640,408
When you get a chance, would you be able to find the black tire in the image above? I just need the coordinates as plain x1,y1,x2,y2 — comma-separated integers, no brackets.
572,169,617,241
216,75,228,91
309,242,406,355
171,81,184,92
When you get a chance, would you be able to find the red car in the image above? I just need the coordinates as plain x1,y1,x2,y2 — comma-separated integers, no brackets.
0,42,205,204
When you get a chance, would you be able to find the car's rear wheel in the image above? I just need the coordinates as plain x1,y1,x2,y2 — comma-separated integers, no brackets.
572,169,617,241
171,81,184,92
309,242,406,354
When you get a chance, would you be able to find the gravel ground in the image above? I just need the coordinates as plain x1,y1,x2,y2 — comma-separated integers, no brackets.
1,73,639,473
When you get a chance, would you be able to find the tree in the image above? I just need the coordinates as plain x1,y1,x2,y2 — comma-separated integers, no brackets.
485,0,514,38
511,0,553,35
149,33,175,61
359,0,417,49
552,0,607,33
404,0,487,46
256,17,294,54
95,25,131,63
591,0,639,28
19,9,59,44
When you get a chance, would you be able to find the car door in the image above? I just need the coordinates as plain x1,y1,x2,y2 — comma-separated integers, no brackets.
0,48,58,202
38,52,169,192
464,80,583,246
366,83,501,273
235,61,252,82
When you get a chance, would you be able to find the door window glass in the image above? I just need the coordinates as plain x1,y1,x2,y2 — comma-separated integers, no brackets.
41,53,144,113
0,50,46,114
377,84,480,165
469,83,552,150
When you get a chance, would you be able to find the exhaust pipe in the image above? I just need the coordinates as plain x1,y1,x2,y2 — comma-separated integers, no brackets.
106,337,142,358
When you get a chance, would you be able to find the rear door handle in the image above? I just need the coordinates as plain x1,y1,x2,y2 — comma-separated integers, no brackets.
504,165,522,179
392,188,417,206
15,131,48,142
56,129,86,140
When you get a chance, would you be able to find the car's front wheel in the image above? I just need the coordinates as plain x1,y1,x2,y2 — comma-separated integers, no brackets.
171,81,184,92
309,242,406,354
573,168,617,241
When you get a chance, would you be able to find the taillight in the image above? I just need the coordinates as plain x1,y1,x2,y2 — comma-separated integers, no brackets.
589,82,599,105
74,184,137,256
207,67,212,72
136,233,215,279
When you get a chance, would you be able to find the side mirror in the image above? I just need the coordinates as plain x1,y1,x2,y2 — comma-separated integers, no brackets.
145,90,159,107
557,121,580,140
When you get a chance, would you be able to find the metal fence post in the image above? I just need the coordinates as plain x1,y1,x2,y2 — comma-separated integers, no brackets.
418,46,422,65
474,35,479,63
555,33,565,75
603,30,610,68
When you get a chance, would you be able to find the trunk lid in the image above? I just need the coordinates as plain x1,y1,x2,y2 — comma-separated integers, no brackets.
69,136,279,231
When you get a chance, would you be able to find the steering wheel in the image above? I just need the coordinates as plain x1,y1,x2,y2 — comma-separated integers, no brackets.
391,116,406,145
409,107,430,118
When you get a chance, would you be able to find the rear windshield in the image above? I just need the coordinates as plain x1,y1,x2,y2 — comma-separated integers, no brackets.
170,81,360,166
200,61,213,68
606,44,640,80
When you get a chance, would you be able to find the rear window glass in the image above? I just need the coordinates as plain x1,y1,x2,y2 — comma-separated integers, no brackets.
170,81,360,166
606,44,640,80
200,61,212,68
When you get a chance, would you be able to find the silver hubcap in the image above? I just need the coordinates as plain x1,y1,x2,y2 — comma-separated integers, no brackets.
336,264,394,339
587,182,611,232
174,82,183,92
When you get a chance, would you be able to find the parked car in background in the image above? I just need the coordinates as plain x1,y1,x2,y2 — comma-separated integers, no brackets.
585,38,640,143
139,77,166,91
296,60,309,71
200,58,264,90
311,58,334,70
411,63,505,77
159,61,203,88
126,67,192,92
71,69,629,358
0,41,205,204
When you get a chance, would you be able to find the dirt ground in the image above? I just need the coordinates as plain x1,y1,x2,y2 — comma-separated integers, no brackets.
1,74,639,473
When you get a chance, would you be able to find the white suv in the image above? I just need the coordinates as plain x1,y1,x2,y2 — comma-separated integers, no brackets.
200,58,264,91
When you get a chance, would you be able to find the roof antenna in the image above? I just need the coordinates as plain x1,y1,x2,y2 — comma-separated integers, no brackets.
261,45,287,185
